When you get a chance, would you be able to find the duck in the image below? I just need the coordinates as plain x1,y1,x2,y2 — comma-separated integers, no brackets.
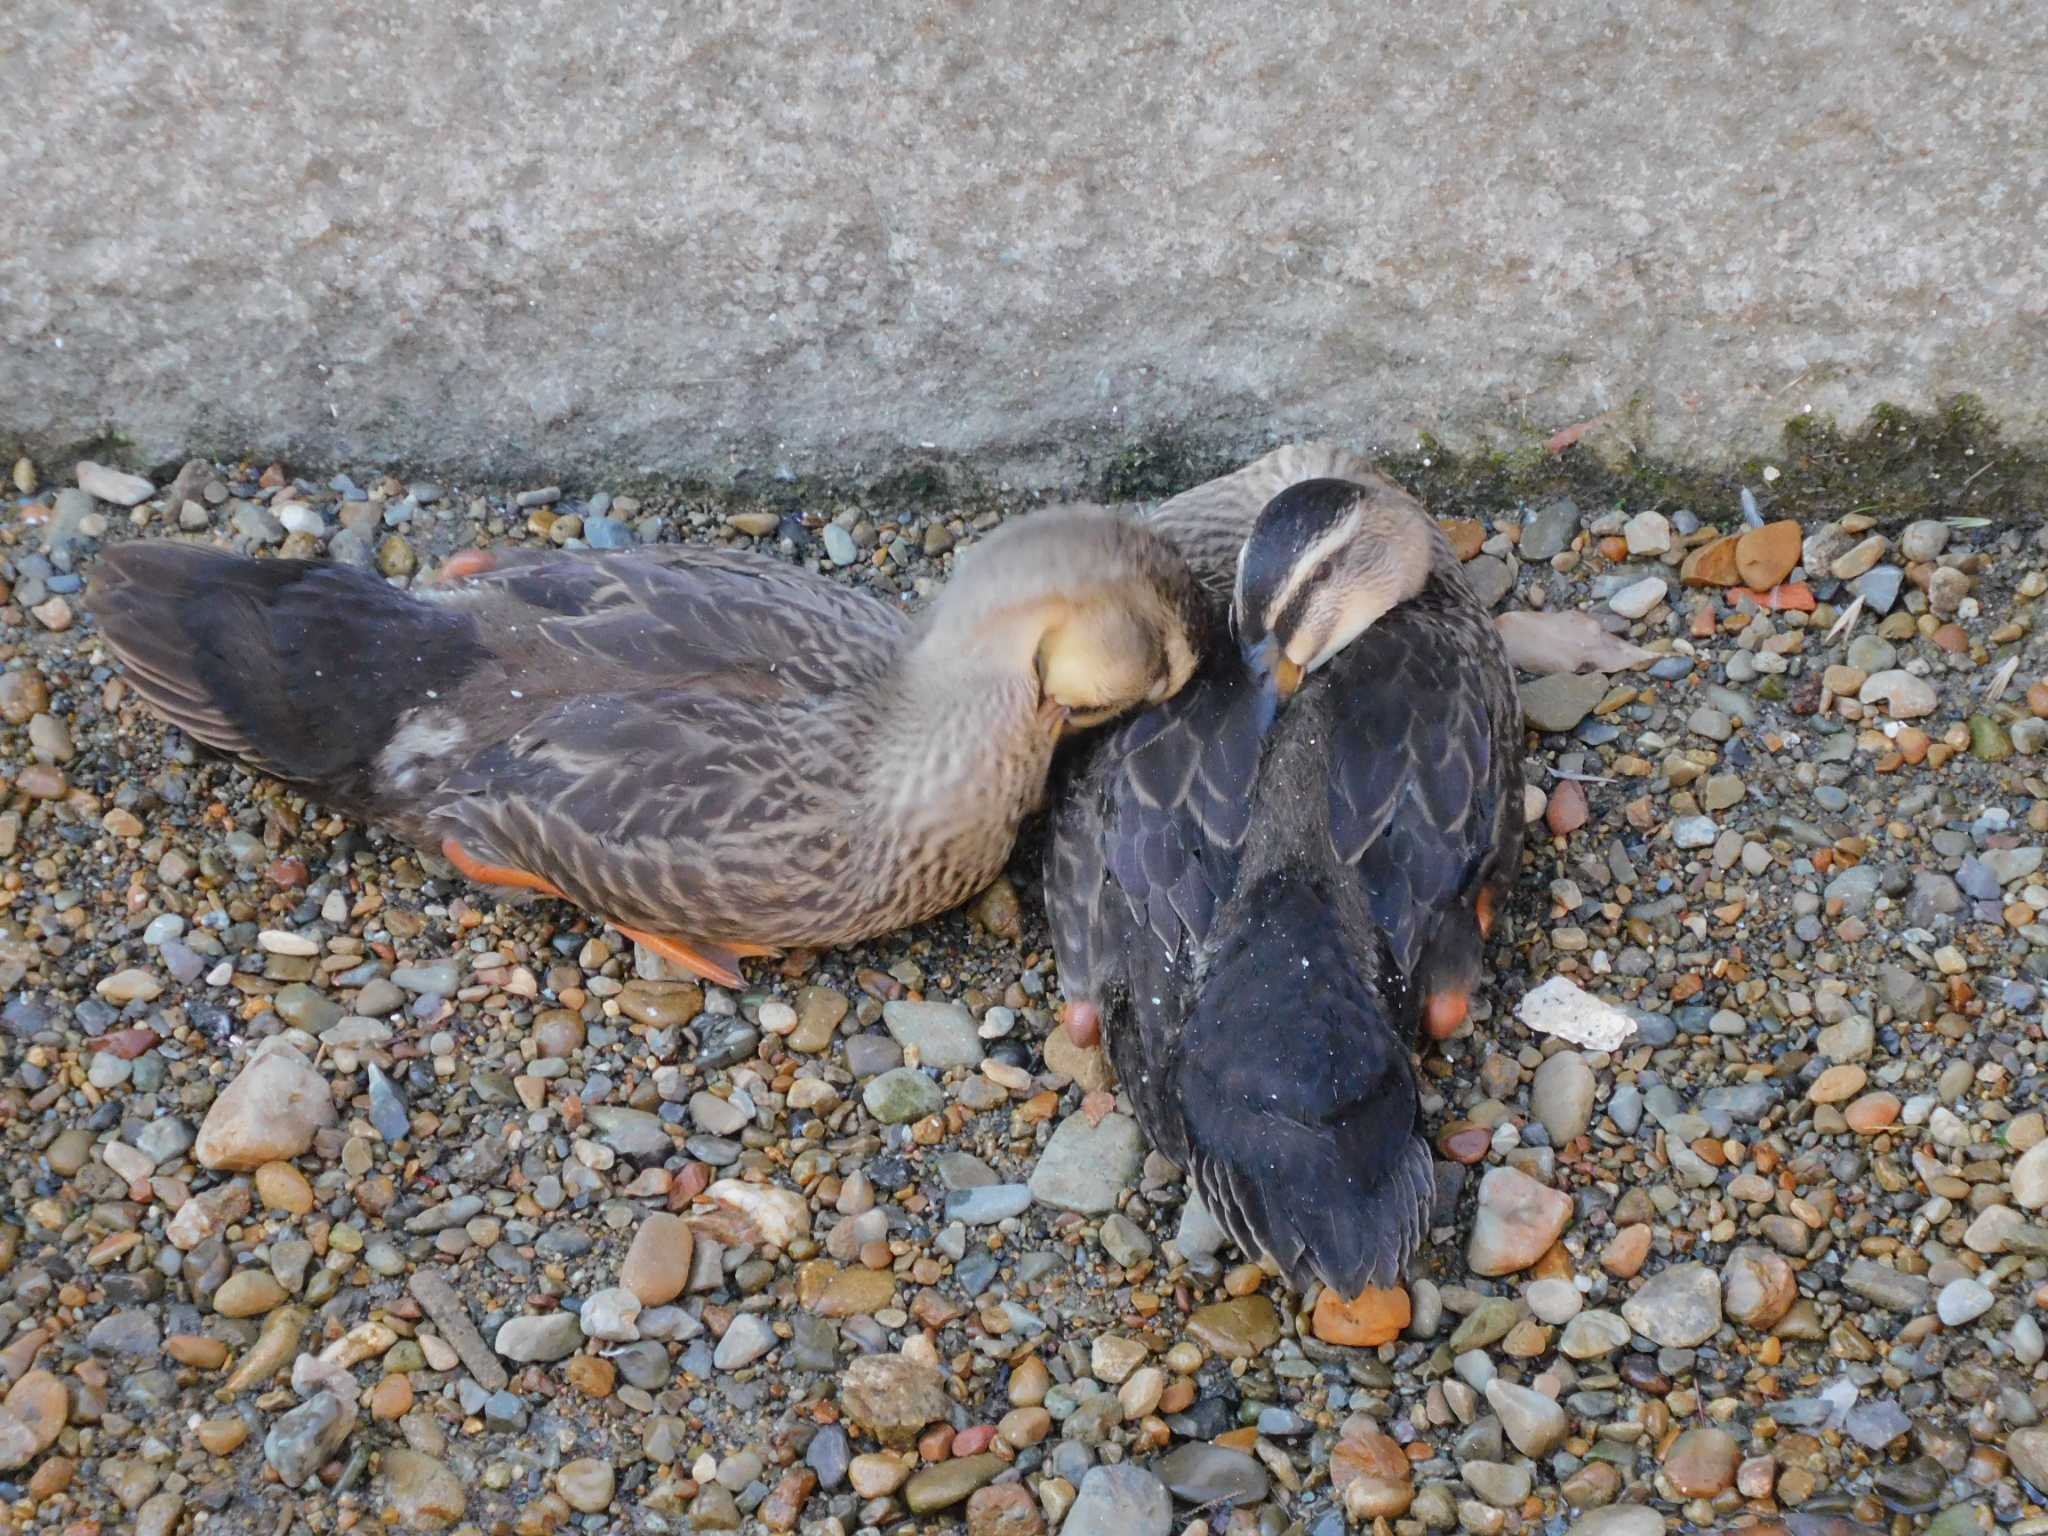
1043,444,1524,1294
90,506,1205,987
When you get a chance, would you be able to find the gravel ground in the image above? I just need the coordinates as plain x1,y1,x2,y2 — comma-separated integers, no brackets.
2,452,2047,1536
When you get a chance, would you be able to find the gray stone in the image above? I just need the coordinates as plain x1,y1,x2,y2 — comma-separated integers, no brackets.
880,1000,984,1068
1484,1379,1568,1456
1848,566,1905,613
1531,1051,1595,1144
1982,846,2043,885
1063,1465,1170,1536
1559,1309,1630,1359
390,959,460,995
1687,706,1733,742
1566,1511,1667,1536
1877,967,1937,1022
86,1308,161,1357
1842,1258,1932,1313
1030,1113,1145,1214
1464,555,1513,609
365,1063,409,1145
494,1312,584,1363
409,1270,509,1391
135,1117,195,1165
1936,1277,1993,1326
863,1067,944,1124
1462,1460,1532,1507
264,1391,354,1488
1100,1212,1153,1266
806,1423,851,1489
578,1287,643,1342
713,1312,778,1370
2013,1426,2048,1490
1153,1443,1268,1505
1824,863,1881,915
1671,816,1719,850
1174,1189,1227,1261
1520,672,1609,733
1518,500,1580,561
943,1183,1033,1225
1620,1263,1721,1346
584,1105,671,1159
1845,1400,1912,1450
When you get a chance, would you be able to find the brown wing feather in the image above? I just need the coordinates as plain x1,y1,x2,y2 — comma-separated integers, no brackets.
435,546,911,711
1144,442,1395,591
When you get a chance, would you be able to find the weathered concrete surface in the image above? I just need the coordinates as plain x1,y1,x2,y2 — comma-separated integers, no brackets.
4,0,2045,482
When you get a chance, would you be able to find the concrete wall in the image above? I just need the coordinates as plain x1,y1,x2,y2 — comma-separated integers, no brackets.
4,0,2045,484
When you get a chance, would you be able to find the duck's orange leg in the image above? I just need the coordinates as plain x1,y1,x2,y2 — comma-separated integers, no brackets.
1423,990,1470,1039
1424,890,1495,1040
1062,1000,1102,1048
441,838,775,991
611,926,776,991
440,837,569,900
438,549,497,583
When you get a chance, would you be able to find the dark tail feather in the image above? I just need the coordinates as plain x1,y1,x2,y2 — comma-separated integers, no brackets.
88,542,490,792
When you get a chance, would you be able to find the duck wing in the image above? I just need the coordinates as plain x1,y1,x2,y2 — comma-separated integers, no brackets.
430,544,909,704
428,685,856,943
409,548,915,941
1045,656,1266,1005
1323,578,1524,984
1145,442,1396,592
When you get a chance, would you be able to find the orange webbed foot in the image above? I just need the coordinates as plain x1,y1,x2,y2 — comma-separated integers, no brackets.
1063,1000,1102,1048
440,837,569,900
1476,887,1497,939
613,926,780,991
438,549,497,583
1424,990,1470,1040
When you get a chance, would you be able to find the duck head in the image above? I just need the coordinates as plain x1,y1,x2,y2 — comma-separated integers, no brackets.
1233,476,1436,718
939,505,1205,737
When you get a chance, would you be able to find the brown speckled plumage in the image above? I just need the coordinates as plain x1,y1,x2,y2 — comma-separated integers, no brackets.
91,508,1203,983
1045,445,1524,1293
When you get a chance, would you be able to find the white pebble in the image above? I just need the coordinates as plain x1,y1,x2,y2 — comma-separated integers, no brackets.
1936,1277,1993,1327
2014,1313,2045,1365
1608,576,1668,620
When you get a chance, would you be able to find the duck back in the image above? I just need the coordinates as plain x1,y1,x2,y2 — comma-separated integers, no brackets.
1166,868,1434,1293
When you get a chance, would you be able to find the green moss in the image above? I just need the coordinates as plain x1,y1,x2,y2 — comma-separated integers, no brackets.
1367,394,2046,532
13,397,2041,535
1088,431,1237,504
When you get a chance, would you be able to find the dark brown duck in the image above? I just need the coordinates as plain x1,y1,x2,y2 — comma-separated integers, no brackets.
1045,444,1524,1294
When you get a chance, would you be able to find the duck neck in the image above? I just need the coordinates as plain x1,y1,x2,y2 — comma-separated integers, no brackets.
862,608,1057,806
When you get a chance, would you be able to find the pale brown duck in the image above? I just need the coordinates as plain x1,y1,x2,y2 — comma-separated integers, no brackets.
90,508,1204,987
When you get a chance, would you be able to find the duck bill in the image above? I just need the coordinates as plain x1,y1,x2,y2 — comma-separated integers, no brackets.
1244,638,1305,730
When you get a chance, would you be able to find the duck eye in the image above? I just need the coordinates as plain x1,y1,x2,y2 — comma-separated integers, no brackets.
1312,558,1335,584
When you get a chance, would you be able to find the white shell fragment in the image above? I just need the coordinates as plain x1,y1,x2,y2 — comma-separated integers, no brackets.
1516,976,1639,1052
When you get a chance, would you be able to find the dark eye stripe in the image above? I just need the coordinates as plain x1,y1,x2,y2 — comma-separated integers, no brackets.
1273,587,1312,644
